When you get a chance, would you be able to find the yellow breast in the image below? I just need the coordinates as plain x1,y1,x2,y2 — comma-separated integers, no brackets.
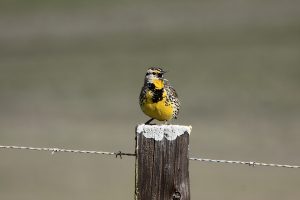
141,90,173,121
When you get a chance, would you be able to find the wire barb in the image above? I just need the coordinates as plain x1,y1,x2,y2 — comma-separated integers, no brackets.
0,145,299,169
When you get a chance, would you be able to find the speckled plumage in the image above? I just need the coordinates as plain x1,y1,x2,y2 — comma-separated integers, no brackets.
139,67,180,122
164,79,180,119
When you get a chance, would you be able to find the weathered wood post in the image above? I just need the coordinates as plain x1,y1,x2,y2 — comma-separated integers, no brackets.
135,124,192,200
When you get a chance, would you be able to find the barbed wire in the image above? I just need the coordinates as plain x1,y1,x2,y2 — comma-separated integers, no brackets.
189,157,300,169
0,145,135,158
1,145,299,169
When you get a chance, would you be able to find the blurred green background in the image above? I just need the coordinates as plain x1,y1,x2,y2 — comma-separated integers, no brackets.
0,0,300,199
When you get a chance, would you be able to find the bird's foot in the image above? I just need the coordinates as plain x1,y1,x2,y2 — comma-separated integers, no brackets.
145,118,154,125
164,120,170,125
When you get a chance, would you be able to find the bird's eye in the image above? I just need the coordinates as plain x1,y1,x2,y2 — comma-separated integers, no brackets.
152,72,157,75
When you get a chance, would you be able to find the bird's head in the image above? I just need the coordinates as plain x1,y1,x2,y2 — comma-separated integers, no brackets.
144,67,166,89
145,67,166,80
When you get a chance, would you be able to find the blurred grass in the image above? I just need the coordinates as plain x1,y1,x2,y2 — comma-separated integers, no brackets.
0,0,300,200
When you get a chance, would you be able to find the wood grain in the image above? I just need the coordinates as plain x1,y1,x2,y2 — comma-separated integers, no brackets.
135,125,190,200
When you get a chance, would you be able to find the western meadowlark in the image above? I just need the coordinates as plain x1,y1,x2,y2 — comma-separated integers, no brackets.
139,67,180,124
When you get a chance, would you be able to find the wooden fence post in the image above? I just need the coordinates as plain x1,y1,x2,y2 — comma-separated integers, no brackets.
135,124,192,200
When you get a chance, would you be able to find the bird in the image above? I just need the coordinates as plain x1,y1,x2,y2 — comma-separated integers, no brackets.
139,67,180,124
